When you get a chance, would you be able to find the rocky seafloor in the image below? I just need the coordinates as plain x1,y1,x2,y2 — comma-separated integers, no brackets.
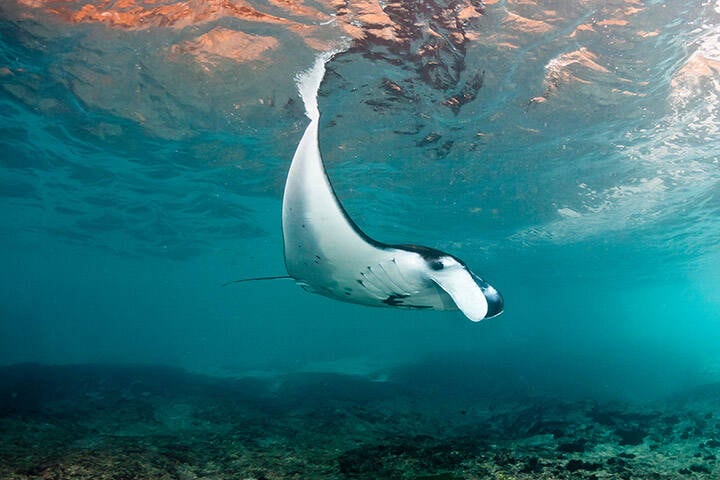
1,363,719,479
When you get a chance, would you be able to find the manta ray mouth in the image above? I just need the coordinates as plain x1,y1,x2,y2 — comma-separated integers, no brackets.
472,272,504,318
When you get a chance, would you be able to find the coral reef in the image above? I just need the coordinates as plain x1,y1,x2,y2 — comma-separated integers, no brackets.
1,364,719,479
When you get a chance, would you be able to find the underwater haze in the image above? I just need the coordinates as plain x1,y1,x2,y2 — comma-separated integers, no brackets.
2,0,720,478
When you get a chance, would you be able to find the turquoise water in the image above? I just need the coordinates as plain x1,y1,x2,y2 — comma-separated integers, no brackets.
1,0,720,406
3,2,720,478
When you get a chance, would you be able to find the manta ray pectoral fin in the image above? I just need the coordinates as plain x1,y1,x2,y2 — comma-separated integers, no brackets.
430,269,489,322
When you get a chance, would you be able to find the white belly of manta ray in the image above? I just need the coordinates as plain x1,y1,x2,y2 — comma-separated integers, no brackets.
280,52,503,323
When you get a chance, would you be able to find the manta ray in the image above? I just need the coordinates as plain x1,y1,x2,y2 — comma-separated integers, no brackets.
278,52,503,322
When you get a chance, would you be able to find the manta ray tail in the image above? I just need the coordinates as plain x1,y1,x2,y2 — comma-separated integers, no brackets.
222,275,293,287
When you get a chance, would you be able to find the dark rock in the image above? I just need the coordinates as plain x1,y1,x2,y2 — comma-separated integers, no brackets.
566,460,602,472
520,456,541,473
337,437,479,476
663,414,680,425
606,457,629,472
415,474,460,480
493,448,514,466
420,442,467,470
689,464,711,474
160,443,192,463
589,406,618,426
337,445,392,475
615,427,646,446
705,438,720,448
557,438,588,453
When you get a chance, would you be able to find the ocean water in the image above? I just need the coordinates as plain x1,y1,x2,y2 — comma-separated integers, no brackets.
2,0,720,478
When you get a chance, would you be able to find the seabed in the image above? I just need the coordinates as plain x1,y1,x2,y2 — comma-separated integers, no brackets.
1,364,719,479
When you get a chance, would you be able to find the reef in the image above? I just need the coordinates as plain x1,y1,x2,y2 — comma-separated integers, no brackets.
1,364,720,479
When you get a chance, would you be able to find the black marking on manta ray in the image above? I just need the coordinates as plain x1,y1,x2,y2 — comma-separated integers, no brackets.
382,293,410,306
382,294,433,310
393,244,465,265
